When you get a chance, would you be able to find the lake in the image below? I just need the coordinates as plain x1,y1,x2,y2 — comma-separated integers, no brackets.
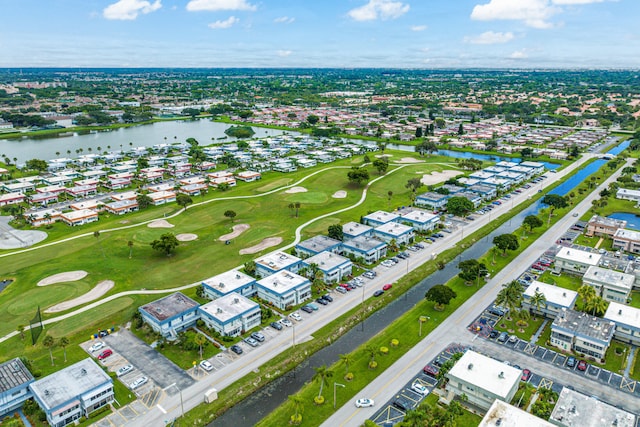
608,212,640,231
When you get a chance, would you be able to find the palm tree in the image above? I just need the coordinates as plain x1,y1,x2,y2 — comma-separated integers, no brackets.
288,395,304,425
387,190,393,209
94,231,105,258
339,353,354,376
364,344,378,368
127,240,134,259
577,285,596,311
59,337,70,362
194,333,207,360
402,407,429,426
529,290,547,316
288,202,295,217
43,335,55,365
585,295,608,316
495,281,522,319
312,365,333,399
17,325,25,340
294,202,301,218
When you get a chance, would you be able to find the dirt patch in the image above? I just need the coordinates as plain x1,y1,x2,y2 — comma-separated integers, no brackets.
38,271,88,287
176,233,198,242
239,237,283,255
332,190,347,199
45,280,115,313
148,219,174,228
397,157,423,163
219,224,250,241
284,186,308,194
420,170,464,185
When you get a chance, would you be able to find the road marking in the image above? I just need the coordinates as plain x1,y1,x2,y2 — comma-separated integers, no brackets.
156,404,167,414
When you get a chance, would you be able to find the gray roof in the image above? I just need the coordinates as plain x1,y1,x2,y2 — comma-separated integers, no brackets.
0,358,33,393
30,358,111,411
550,388,636,427
297,235,342,252
140,292,199,322
552,308,615,344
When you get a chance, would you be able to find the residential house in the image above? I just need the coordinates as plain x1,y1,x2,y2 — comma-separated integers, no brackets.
585,215,627,237
60,209,98,226
0,192,25,207
342,236,387,264
255,270,311,310
362,210,399,227
582,266,634,304
103,199,138,215
198,293,261,337
201,270,257,299
0,358,34,417
612,228,640,255
25,208,62,227
139,292,200,339
550,308,615,361
342,222,373,240
179,183,207,196
254,251,302,278
399,209,440,232
522,281,578,318
235,171,262,182
616,188,640,203
295,235,343,258
553,247,602,275
301,251,353,283
148,190,176,206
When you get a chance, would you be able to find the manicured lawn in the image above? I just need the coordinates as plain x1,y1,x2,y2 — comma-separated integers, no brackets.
494,315,544,341
536,271,582,293
630,291,640,310
573,233,600,248
601,341,631,375
631,348,640,381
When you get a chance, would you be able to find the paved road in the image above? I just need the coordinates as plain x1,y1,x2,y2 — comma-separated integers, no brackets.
110,154,599,427
321,156,630,427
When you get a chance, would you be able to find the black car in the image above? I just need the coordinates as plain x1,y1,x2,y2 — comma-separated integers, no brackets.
396,252,407,259
392,397,412,411
489,330,499,339
316,297,328,305
373,290,384,297
301,305,314,313
230,345,243,355
270,321,283,331
322,294,333,302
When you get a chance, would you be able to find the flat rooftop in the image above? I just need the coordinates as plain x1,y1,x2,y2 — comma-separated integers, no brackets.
583,266,635,290
0,358,33,393
30,358,111,411
479,399,554,427
304,251,351,271
447,351,521,400
552,308,615,344
614,228,640,241
400,209,438,223
524,281,577,307
587,214,627,229
256,270,309,294
61,209,98,220
199,292,259,323
550,388,636,427
555,247,602,266
296,235,342,253
342,221,372,236
343,235,386,252
374,221,414,236
202,270,256,294
604,301,640,330
363,210,399,224
140,292,199,322
255,251,301,272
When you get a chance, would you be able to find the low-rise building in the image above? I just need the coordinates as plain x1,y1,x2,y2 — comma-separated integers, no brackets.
362,210,399,227
199,293,261,337
373,222,414,246
60,209,98,226
603,302,640,346
553,247,602,275
235,171,262,182
612,228,640,255
0,192,25,207
254,251,302,278
201,270,256,299
550,387,636,427
139,292,200,339
582,266,634,304
179,183,207,196
585,215,627,237
104,199,138,215
0,358,34,417
616,188,640,203
29,192,59,206
342,236,387,264
295,235,342,258
30,358,114,427
479,400,554,427
550,308,615,361
342,222,373,240
445,350,520,411
111,191,137,202
415,192,448,210
522,281,577,318
255,270,311,310
148,190,176,206
25,208,62,227
399,209,440,232
301,251,352,283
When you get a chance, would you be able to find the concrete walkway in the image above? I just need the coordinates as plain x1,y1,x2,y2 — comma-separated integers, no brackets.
530,319,548,344
624,345,636,379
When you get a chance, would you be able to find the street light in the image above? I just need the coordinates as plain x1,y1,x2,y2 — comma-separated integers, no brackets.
419,316,430,337
333,382,346,408
166,383,184,418
477,268,489,287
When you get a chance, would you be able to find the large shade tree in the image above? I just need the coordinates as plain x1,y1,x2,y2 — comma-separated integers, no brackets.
446,197,474,217
425,285,457,310
493,233,519,256
151,233,180,256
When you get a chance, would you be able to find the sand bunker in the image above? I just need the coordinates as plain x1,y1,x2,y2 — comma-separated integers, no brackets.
45,280,114,313
332,191,347,199
285,186,308,194
397,157,423,164
176,233,198,242
38,271,88,287
219,224,250,241
148,219,174,228
239,237,283,255
420,170,464,186
375,154,393,158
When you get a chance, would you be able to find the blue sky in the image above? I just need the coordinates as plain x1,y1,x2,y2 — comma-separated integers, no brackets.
1,0,638,68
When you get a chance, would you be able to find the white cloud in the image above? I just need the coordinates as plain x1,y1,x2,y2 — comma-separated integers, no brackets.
274,16,295,24
508,49,528,59
464,31,515,44
103,0,161,20
277,50,292,57
552,0,605,4
411,25,427,31
347,0,410,22
208,16,239,29
186,0,256,12
471,0,561,29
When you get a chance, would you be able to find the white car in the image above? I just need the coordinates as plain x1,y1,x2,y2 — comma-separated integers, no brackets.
280,318,293,327
129,376,148,390
200,360,214,371
89,342,104,353
289,312,302,322
355,398,375,408
411,382,429,396
116,364,133,377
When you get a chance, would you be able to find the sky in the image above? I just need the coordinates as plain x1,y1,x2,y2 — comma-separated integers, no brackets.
1,0,639,68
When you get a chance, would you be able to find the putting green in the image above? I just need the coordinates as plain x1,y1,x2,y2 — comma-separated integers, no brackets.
256,178,293,192
285,191,329,204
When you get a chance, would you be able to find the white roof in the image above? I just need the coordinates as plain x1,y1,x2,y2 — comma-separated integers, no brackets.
614,228,640,241
256,270,308,294
524,281,577,307
256,251,301,272
202,270,255,294
303,251,351,271
550,388,636,427
555,247,602,266
583,266,635,290
480,400,554,427
363,210,399,224
148,190,176,200
447,351,520,400
617,188,640,198
342,221,372,236
61,209,98,220
199,292,259,323
401,209,439,223
374,221,414,236
604,301,640,330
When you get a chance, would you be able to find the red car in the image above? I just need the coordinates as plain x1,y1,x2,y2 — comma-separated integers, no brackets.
577,360,588,371
97,349,113,360
521,369,531,381
382,284,393,291
423,364,439,377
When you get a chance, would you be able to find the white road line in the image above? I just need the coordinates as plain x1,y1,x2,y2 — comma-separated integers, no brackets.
156,404,167,414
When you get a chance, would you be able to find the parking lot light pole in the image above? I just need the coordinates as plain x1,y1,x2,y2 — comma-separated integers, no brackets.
419,316,430,337
477,268,489,287
333,382,345,408
167,383,184,418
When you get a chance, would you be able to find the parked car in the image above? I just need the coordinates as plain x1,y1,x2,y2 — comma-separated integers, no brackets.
280,318,292,328
316,297,328,305
97,349,113,360
289,312,302,321
373,290,384,297
270,321,283,331
577,360,588,371
116,364,133,377
251,332,265,342
521,369,531,382
423,364,439,377
396,252,408,260
508,335,518,343
335,286,347,294
200,360,214,371
230,345,243,355
566,356,577,368
307,302,319,311
321,294,333,302
129,376,148,390
497,332,509,343
355,398,375,408
89,342,105,353
488,306,507,317
411,381,429,396
362,270,376,279
244,337,259,347
300,305,314,314
393,397,412,411
489,330,499,339
382,284,393,291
